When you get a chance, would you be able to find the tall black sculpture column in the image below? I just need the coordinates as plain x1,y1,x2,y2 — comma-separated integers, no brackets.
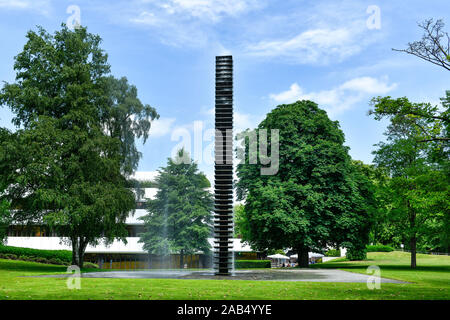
214,55,233,275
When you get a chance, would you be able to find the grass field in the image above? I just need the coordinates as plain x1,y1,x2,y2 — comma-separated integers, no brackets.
0,251,448,300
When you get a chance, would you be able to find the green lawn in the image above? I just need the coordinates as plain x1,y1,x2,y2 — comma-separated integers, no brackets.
0,252,449,300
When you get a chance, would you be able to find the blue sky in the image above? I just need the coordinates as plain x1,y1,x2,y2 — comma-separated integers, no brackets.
0,0,449,182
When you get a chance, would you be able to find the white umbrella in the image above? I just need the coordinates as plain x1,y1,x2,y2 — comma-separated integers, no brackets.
290,252,324,259
267,253,290,259
309,252,324,258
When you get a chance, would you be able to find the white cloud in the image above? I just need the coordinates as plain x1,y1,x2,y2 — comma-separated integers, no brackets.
126,0,264,47
247,28,360,63
0,0,51,15
345,57,420,77
246,25,372,65
149,117,176,137
216,43,232,56
0,0,28,9
235,111,263,132
269,77,397,117
130,11,161,26
154,0,261,22
242,1,387,65
269,83,303,105
339,77,397,94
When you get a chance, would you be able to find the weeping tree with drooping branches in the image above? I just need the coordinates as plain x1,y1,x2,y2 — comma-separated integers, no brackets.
0,24,158,267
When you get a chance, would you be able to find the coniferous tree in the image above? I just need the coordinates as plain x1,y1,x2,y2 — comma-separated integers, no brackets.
139,149,213,268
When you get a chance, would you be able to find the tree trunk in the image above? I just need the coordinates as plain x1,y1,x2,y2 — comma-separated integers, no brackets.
296,245,309,268
78,247,84,268
180,249,184,269
409,201,417,269
410,236,417,269
71,237,88,268
71,238,79,266
80,239,88,268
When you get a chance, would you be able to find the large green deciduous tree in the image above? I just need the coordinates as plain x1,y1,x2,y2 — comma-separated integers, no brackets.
139,150,213,268
371,97,449,268
0,199,11,244
0,25,158,267
386,18,450,256
0,128,12,244
236,100,374,267
233,204,249,239
351,161,399,246
369,96,449,145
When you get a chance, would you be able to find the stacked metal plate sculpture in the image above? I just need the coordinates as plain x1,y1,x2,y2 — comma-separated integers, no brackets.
213,56,233,275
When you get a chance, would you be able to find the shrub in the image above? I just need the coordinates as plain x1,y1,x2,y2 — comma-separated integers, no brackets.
4,253,18,260
234,260,271,269
325,249,340,257
19,255,32,262
0,245,71,264
83,262,99,269
346,242,367,261
0,246,74,265
34,257,49,264
346,249,367,260
48,258,68,266
366,244,394,252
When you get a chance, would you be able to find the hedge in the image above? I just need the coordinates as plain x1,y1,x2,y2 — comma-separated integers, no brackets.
0,252,70,265
234,260,271,269
366,244,394,252
325,249,340,257
346,248,367,260
83,262,99,269
0,245,72,264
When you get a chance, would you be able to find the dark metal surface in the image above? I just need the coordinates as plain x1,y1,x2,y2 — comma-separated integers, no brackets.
214,56,233,275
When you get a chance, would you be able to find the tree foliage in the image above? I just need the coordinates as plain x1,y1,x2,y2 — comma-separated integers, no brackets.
352,161,399,246
236,100,374,266
373,20,450,256
369,96,449,144
0,25,157,267
101,76,159,175
233,204,249,239
0,199,11,244
139,149,213,268
371,97,449,267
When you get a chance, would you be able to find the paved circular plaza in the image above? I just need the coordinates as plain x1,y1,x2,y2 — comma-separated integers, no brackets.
39,268,406,283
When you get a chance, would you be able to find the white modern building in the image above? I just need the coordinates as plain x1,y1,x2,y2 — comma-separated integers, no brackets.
5,180,254,269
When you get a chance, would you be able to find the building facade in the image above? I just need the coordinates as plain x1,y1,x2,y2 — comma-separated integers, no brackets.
5,187,254,269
